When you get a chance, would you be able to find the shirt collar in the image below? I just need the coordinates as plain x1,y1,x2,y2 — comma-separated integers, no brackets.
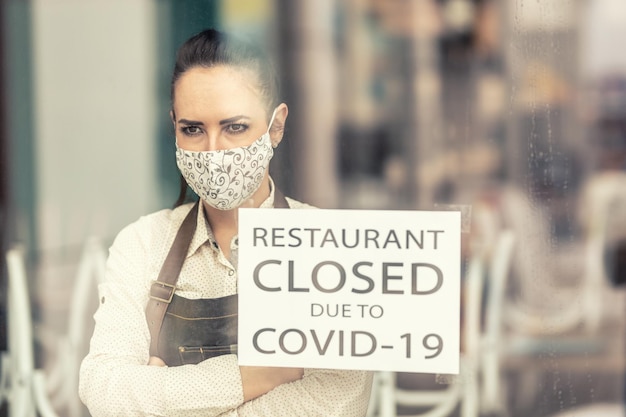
186,203,212,258
260,176,276,209
186,177,277,257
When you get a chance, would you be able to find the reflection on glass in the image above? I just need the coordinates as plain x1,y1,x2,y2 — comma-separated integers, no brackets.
1,0,625,416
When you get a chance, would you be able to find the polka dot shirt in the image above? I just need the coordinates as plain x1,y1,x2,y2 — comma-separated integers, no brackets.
79,183,373,416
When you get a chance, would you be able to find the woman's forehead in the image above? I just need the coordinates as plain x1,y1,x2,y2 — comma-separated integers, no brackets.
173,66,266,116
176,66,261,96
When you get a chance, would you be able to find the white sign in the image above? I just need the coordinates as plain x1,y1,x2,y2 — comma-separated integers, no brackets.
237,208,461,374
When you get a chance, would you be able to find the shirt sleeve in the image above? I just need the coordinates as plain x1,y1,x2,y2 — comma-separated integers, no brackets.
78,217,245,417
234,369,373,417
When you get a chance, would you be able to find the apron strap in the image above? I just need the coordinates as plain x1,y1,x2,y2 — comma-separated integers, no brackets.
274,188,289,209
146,201,199,357
145,190,291,358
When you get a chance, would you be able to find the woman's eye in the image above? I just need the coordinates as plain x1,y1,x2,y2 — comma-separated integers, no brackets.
227,123,248,134
181,126,202,136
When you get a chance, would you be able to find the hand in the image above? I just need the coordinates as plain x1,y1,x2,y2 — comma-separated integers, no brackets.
240,366,303,401
148,356,167,367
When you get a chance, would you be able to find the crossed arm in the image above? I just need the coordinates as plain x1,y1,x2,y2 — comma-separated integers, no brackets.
79,221,372,417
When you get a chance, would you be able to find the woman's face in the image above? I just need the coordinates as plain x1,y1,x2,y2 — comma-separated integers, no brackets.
172,65,273,152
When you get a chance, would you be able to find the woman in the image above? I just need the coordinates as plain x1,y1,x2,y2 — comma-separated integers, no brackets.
79,29,373,416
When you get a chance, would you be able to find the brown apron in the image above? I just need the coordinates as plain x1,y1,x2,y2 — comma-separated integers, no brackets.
145,191,290,366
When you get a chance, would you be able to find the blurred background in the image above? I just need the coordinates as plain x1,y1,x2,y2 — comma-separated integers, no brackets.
1,0,625,416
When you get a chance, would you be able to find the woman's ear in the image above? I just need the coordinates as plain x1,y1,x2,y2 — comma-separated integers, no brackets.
269,103,288,148
170,109,176,126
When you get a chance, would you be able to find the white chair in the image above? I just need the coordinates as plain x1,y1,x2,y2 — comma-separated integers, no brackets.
479,230,516,415
367,251,485,417
493,187,602,336
478,177,626,414
43,237,107,417
578,171,626,292
479,226,613,415
0,245,59,417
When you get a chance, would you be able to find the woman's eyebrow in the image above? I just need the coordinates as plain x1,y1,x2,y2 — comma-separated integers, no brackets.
178,118,204,125
219,115,250,125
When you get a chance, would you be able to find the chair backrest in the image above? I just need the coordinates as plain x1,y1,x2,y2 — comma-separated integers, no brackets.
480,230,515,413
5,246,37,417
3,246,63,417
67,237,107,351
480,185,604,335
579,172,626,289
367,251,485,417
45,237,107,417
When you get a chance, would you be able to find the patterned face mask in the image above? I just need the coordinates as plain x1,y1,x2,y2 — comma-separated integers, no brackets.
175,110,277,210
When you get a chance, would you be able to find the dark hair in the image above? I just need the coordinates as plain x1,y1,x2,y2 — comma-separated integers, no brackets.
172,28,281,207
171,28,279,115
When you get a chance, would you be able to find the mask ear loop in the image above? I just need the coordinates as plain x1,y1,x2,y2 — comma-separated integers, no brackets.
268,107,278,130
267,108,279,148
